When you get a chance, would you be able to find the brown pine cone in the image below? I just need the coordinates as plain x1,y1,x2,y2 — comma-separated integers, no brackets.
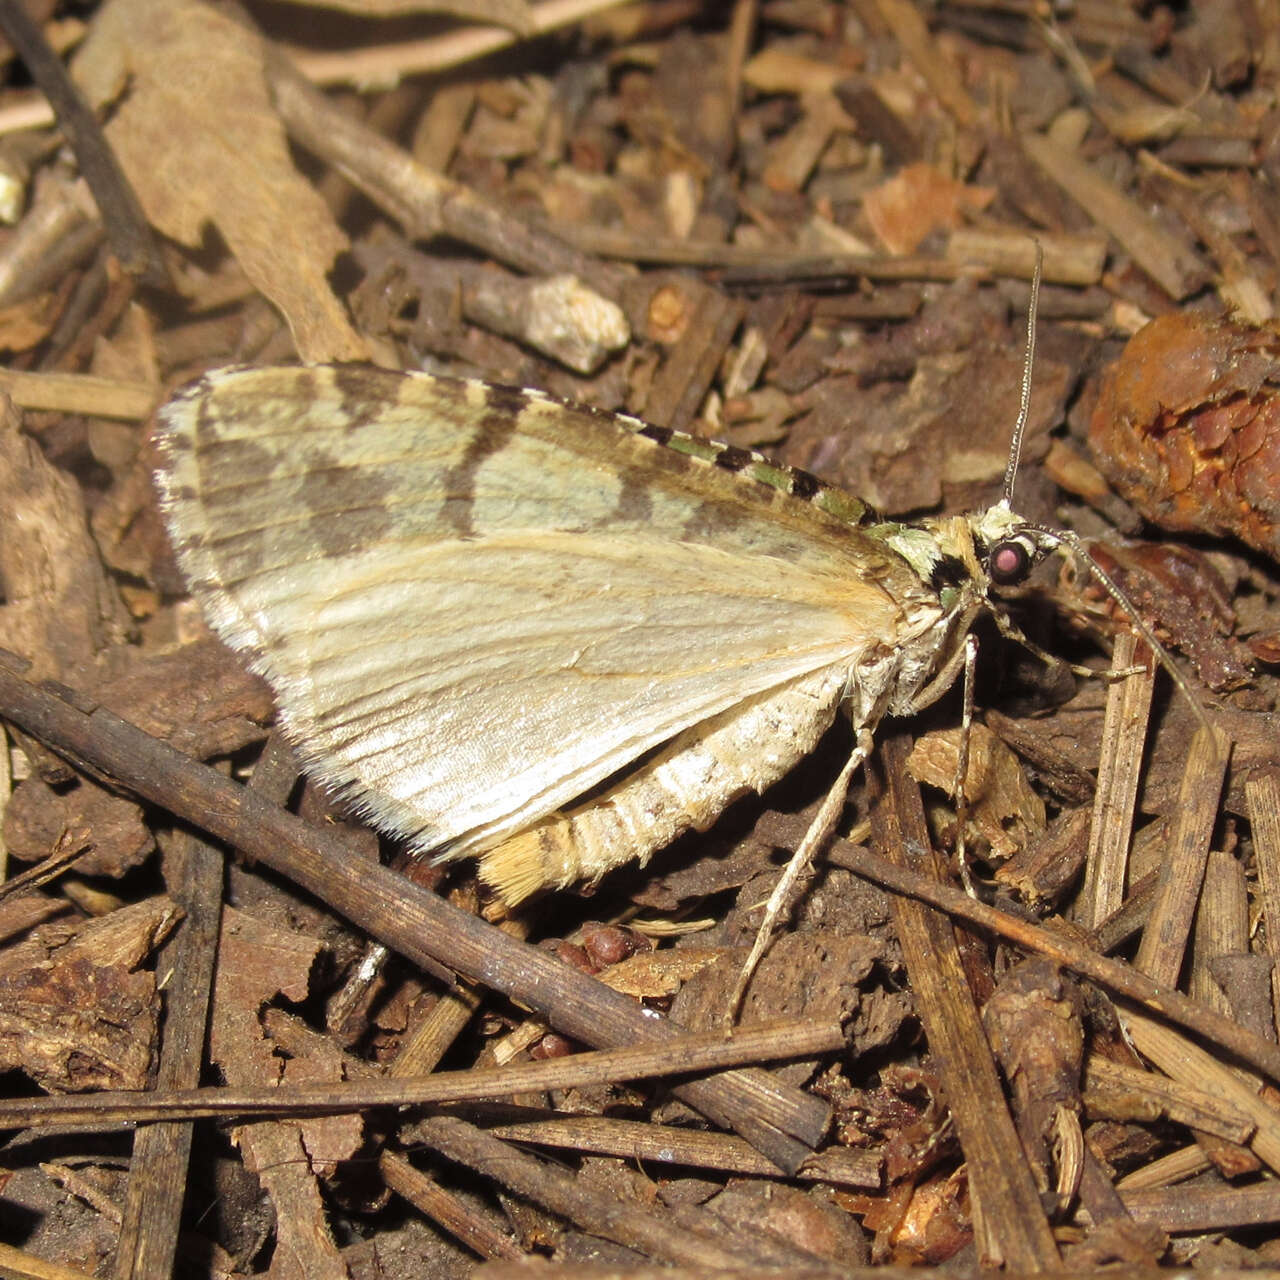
1089,312,1280,562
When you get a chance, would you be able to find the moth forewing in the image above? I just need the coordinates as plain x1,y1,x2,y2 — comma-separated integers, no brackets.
154,364,962,904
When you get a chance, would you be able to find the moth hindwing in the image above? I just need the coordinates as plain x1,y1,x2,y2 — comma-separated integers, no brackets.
154,364,1036,904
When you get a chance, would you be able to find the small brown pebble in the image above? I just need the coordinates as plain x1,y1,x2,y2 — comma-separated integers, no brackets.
646,284,693,344
1247,630,1280,664
582,924,638,967
545,940,596,974
529,1033,575,1060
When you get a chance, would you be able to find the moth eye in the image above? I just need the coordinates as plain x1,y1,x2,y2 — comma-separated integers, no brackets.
989,539,1031,586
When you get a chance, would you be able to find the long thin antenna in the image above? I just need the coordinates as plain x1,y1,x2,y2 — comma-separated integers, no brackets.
989,241,1219,753
1041,524,1215,737
1002,243,1044,506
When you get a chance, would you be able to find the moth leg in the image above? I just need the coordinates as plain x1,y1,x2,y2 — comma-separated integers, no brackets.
991,607,1144,681
477,666,850,906
725,727,874,1028
905,604,980,714
953,634,978,897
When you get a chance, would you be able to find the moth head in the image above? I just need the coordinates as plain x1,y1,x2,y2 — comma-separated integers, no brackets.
969,243,1213,734
968,500,1217,735
960,245,1054,598
969,500,1059,593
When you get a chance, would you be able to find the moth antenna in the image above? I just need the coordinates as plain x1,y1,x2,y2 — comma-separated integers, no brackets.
988,242,1216,746
1002,242,1044,507
1034,523,1216,739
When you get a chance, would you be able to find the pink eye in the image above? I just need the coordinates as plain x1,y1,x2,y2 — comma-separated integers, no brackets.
990,541,1030,585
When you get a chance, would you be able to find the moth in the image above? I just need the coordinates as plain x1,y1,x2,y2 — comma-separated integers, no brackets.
152,296,1144,908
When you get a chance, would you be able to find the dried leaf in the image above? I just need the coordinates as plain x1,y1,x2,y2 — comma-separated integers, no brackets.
0,292,60,353
1063,539,1253,692
1248,630,1280,664
864,164,993,255
210,909,353,1275
907,725,1046,858
670,933,882,1031
210,907,322,1072
0,394,129,676
73,0,368,362
598,946,722,998
209,908,363,1166
0,899,179,1092
741,48,846,95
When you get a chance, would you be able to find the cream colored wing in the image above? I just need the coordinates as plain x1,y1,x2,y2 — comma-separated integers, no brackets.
154,365,940,855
